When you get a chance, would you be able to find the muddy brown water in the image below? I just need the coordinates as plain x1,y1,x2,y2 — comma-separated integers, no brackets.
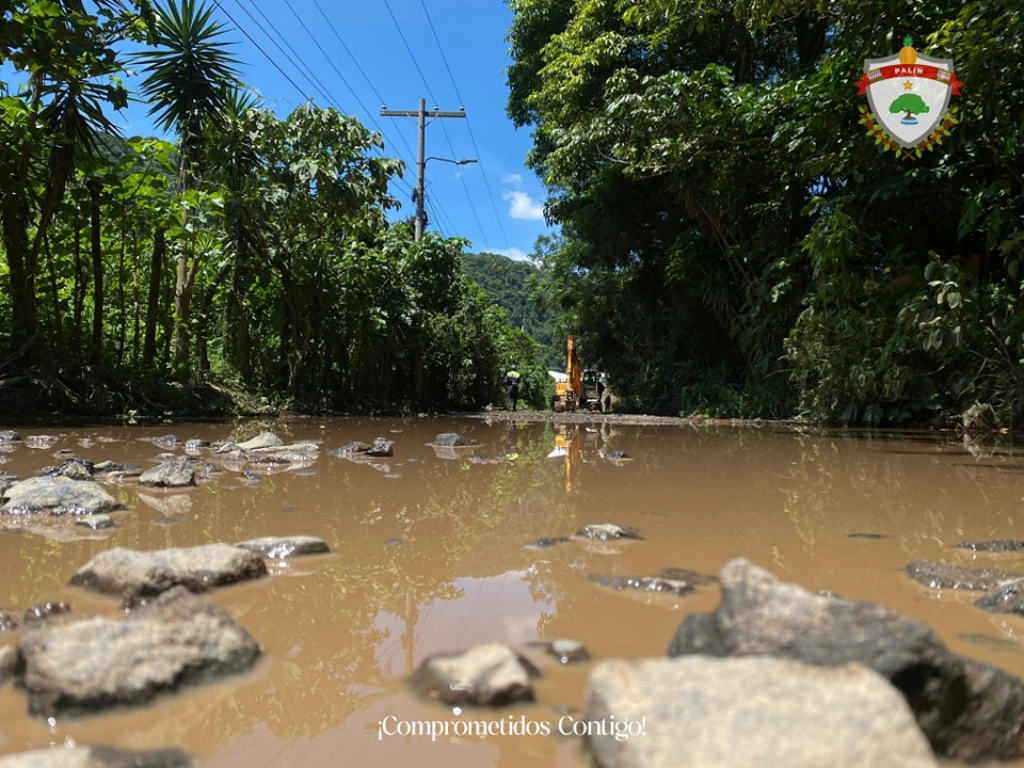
2,419,1024,766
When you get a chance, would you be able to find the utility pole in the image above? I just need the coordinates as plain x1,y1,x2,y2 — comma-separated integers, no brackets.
381,98,466,241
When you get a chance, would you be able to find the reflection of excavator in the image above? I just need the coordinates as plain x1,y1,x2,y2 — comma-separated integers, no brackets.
548,424,603,493
552,336,602,412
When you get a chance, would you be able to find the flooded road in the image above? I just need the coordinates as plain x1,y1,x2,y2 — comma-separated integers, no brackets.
2,419,1024,766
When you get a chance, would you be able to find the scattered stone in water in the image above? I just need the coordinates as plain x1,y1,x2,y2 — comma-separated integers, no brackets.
0,431,21,443
152,434,180,449
525,536,569,550
410,644,538,707
330,441,372,456
93,461,142,478
588,572,699,597
367,437,394,457
958,539,1024,553
212,441,242,454
848,532,887,540
1,477,123,516
75,514,115,531
69,544,267,600
0,746,194,768
237,431,283,451
16,587,260,718
958,633,1024,653
384,538,402,546
241,471,261,482
234,536,330,559
184,439,211,450
25,435,59,449
430,433,479,448
575,523,642,541
585,656,939,768
21,602,71,626
668,558,1024,762
906,560,1022,591
0,612,17,632
283,506,299,513
548,639,590,664
975,579,1024,616
38,459,95,481
139,461,196,488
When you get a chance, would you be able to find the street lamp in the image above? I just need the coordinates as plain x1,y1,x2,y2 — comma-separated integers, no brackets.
415,158,477,240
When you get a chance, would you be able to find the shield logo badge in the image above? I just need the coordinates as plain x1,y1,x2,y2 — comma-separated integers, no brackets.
855,37,963,156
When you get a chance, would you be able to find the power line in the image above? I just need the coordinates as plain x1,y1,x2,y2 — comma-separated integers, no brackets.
417,0,515,254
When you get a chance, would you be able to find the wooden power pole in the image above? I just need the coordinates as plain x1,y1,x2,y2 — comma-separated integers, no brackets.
381,98,466,241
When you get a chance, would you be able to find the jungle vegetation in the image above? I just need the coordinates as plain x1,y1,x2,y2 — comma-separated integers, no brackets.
0,0,547,417
510,0,1024,428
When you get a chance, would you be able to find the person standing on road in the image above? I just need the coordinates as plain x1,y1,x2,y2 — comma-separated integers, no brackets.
505,367,522,411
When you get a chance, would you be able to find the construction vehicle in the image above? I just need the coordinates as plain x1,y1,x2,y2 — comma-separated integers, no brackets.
552,336,602,412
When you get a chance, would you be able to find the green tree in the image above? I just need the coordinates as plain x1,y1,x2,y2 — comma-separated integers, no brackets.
889,93,930,121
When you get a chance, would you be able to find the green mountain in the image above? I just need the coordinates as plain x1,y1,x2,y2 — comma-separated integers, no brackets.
460,251,560,369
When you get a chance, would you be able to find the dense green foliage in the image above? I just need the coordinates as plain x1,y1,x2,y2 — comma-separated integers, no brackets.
0,0,540,416
461,251,560,368
509,0,1024,427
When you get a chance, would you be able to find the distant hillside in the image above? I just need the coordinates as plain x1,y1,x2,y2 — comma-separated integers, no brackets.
461,252,560,369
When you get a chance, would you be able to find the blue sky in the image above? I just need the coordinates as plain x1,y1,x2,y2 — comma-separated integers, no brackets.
5,0,553,260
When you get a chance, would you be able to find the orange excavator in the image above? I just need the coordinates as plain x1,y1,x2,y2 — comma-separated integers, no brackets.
552,336,601,412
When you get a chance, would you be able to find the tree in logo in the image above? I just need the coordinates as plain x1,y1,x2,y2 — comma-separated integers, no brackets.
889,93,930,125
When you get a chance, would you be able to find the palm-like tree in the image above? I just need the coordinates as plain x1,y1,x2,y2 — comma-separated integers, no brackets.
134,0,240,375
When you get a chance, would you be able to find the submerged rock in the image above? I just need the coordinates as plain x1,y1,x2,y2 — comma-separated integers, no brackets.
237,431,283,451
958,539,1024,553
234,536,330,559
75,514,115,531
410,644,538,707
585,657,938,768
0,431,21,443
430,433,478,448
22,602,72,626
366,437,394,457
0,746,193,768
589,567,716,598
69,544,267,600
848,532,887,540
25,435,59,449
93,461,142,478
906,560,1022,591
330,441,371,456
16,587,260,718
976,579,1024,616
139,461,196,488
668,558,1024,762
525,536,569,550
1,477,122,516
575,523,642,542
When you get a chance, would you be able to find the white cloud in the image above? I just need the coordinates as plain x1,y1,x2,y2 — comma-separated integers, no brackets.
489,247,530,261
503,173,523,185
503,190,545,221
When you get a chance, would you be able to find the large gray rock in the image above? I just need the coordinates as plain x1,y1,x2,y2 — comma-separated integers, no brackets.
234,536,329,559
69,544,267,600
668,558,1024,762
1,477,122,516
430,433,478,447
0,645,14,685
237,431,283,451
906,560,1021,591
138,461,196,488
410,644,538,706
16,587,259,717
38,460,95,481
0,746,192,768
585,656,938,768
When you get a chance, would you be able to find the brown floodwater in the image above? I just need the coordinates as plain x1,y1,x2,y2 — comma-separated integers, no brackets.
2,419,1024,766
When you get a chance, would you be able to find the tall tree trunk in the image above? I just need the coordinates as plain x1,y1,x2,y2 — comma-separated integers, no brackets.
72,209,86,357
172,247,190,377
89,179,103,357
117,212,127,366
43,234,62,342
0,196,38,352
132,232,141,366
142,226,164,368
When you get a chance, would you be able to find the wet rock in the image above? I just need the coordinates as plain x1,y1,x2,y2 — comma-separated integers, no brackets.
0,644,14,685
0,612,17,632
152,452,177,462
234,536,329,559
906,560,1022,591
75,514,115,531
0,746,193,768
152,434,180,449
249,442,319,455
668,558,1024,762
430,433,478,448
958,539,1024,553
585,656,938,768
237,431,283,451
241,471,261,482
22,602,71,626
976,579,1024,616
848,532,887,540
69,544,267,600
38,459,95,481
330,441,371,456
588,571,705,597
263,450,316,464
1,477,122,516
93,461,142,478
575,523,642,542
25,435,59,449
16,587,260,718
184,439,210,450
366,437,393,457
410,644,538,707
139,461,196,488
0,430,20,442
212,441,242,454
0,472,18,496
525,536,569,550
